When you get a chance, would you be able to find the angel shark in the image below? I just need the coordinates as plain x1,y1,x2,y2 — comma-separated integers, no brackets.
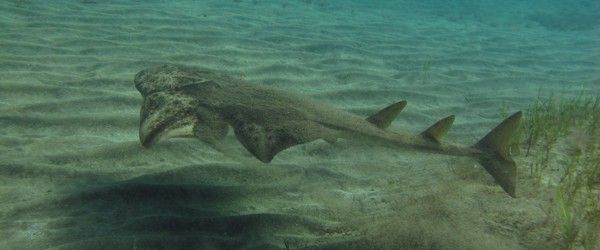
134,64,522,197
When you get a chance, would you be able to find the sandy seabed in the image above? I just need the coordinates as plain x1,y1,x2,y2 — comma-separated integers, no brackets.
1,0,598,249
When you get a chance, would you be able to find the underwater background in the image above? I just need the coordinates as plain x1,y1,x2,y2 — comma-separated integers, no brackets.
1,0,599,249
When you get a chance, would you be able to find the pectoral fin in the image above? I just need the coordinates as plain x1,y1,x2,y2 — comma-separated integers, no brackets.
230,120,339,163
230,122,303,163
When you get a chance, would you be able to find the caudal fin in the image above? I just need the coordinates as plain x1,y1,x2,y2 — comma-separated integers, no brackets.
473,111,522,198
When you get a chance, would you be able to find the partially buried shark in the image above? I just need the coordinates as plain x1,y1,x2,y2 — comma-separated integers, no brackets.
134,64,522,197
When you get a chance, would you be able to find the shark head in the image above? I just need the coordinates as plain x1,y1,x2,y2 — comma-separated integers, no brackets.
138,91,198,147
135,64,231,148
134,64,220,96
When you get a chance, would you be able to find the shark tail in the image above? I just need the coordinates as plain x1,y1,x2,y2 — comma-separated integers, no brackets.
473,111,522,198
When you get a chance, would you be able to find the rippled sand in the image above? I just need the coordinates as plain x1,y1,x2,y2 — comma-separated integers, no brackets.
1,0,598,249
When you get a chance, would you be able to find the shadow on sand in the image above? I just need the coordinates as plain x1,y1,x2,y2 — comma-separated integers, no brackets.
4,164,368,249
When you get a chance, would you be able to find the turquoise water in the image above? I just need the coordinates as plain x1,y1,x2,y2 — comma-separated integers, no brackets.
1,0,599,249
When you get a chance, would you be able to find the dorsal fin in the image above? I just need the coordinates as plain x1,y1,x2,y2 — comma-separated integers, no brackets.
366,101,407,129
421,115,455,144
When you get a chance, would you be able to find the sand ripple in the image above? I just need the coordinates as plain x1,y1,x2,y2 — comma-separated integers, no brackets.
0,0,597,249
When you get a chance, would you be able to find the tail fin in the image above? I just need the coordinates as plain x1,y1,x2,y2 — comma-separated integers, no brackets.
367,101,407,129
473,111,522,198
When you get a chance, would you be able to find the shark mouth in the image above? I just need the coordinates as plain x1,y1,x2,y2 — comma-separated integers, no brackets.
139,111,196,148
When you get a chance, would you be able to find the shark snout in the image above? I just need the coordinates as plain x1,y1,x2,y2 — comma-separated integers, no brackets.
138,91,199,148
139,114,171,148
139,109,197,148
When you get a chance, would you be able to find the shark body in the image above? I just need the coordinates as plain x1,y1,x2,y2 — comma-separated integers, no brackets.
135,64,522,197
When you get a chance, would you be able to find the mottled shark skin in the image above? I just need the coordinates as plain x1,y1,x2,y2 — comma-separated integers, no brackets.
134,64,522,197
